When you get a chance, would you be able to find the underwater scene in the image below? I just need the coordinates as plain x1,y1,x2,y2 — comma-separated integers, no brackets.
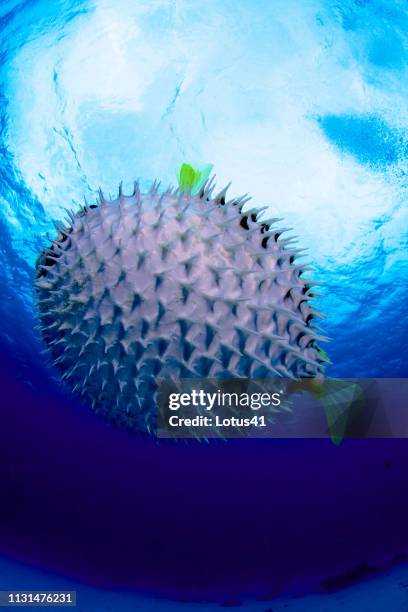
0,0,407,610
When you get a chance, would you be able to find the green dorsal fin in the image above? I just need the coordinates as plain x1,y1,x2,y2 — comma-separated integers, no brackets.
177,162,213,195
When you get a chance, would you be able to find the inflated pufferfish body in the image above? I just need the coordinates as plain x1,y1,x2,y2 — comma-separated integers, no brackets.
36,170,327,432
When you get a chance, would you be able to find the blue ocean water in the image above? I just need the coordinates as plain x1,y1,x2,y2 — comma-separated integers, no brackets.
0,0,407,609
1,0,407,382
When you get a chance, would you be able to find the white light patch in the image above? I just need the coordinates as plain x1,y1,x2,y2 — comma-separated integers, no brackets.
4,0,407,274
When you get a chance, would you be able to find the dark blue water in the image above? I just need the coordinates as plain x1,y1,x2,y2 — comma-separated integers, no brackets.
0,0,407,609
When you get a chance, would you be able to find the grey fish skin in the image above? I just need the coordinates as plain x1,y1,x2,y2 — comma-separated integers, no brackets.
35,180,326,432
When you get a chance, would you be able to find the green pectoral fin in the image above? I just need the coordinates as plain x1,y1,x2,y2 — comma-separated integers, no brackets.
317,347,333,365
310,379,364,445
177,162,213,195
